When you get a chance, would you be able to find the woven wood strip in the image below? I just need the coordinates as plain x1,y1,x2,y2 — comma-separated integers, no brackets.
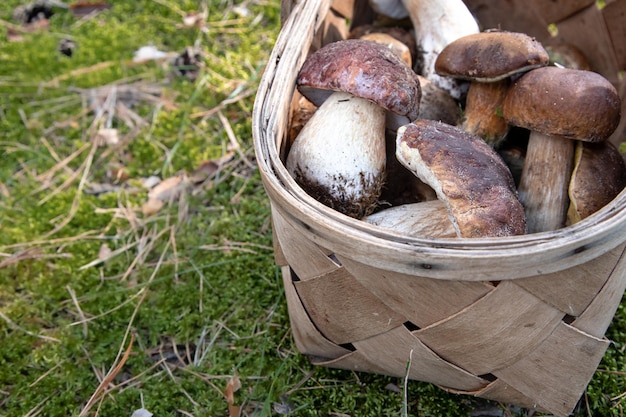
573,245,626,337
280,266,353,359
271,206,288,267
529,0,595,24
294,266,407,344
314,325,489,392
514,246,622,316
466,380,549,412
336,255,495,328
463,0,551,39
309,7,350,53
603,0,626,68
493,323,609,417
554,2,621,85
414,280,564,375
272,208,338,281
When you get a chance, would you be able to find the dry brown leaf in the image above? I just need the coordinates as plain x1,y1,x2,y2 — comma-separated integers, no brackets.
225,375,241,403
69,1,112,17
228,403,241,417
148,174,189,201
141,198,164,216
225,375,241,417
190,160,219,183
98,243,112,262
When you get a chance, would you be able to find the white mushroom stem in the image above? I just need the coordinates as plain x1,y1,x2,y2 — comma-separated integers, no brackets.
517,132,575,233
286,91,386,218
404,0,479,99
363,200,456,238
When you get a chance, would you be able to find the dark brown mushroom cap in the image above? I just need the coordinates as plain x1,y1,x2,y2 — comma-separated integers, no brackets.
434,31,549,82
296,39,421,129
396,120,526,238
502,66,621,142
568,141,626,223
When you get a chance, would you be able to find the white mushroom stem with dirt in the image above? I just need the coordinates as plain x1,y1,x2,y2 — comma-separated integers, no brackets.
286,91,387,218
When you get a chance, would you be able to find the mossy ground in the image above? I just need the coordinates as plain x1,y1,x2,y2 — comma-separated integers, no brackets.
1,1,626,416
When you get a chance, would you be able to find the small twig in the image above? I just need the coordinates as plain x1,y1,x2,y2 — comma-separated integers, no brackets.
42,139,98,237
78,240,140,270
78,332,136,417
597,369,626,377
0,231,99,251
169,226,180,283
66,285,89,337
178,367,227,399
42,61,116,88
284,370,316,396
29,361,65,388
23,395,52,417
80,233,171,415
402,349,413,417
119,225,172,282
35,143,89,200
69,289,145,327
217,110,255,169
190,88,255,120
38,137,77,178
0,311,60,343
0,248,72,269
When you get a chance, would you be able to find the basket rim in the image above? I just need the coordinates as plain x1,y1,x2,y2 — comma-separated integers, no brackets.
252,0,626,280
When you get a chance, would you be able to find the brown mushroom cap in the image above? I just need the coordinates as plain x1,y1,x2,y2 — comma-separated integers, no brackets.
348,24,417,66
296,39,421,130
358,32,413,68
395,120,526,237
435,31,549,82
502,66,621,142
568,141,626,224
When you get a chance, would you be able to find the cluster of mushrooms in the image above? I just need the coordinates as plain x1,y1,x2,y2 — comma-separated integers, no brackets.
285,0,625,238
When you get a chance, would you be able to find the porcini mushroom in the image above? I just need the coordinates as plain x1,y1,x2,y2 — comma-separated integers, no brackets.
354,28,460,125
395,120,526,238
369,0,479,99
435,31,550,148
286,39,421,219
567,141,626,224
502,66,621,233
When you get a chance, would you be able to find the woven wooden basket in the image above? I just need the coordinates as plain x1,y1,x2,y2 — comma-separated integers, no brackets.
252,1,626,415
